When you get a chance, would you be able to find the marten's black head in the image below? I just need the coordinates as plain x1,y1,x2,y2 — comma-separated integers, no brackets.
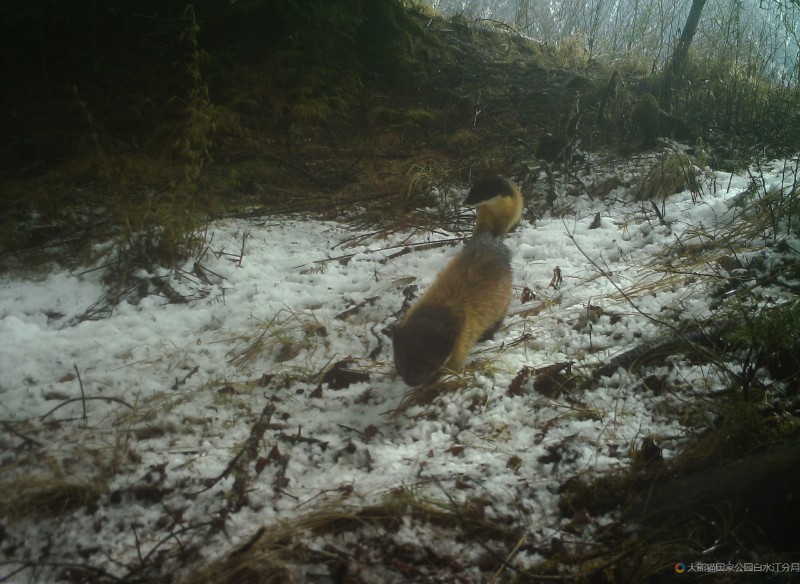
393,305,459,386
465,176,516,206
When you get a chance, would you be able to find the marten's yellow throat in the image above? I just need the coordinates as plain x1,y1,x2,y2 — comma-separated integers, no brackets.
465,176,523,238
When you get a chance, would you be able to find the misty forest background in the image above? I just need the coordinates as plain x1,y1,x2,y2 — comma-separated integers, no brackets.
2,0,800,582
2,0,800,274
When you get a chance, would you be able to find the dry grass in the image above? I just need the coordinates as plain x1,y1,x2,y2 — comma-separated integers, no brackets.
0,423,132,523
180,487,523,584
392,373,473,413
0,475,108,521
226,310,329,372
728,183,800,243
632,150,705,202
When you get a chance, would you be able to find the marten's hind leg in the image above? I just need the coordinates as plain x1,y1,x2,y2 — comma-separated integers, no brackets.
477,317,505,343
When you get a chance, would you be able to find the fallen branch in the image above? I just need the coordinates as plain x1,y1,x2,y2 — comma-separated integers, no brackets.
1,422,45,448
74,364,87,421
201,400,276,511
40,396,133,421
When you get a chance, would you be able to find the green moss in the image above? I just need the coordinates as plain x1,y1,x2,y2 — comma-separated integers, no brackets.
447,129,479,151
404,108,440,129
356,0,425,86
720,300,800,391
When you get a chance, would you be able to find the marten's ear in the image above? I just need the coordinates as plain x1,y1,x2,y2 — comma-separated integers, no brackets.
393,305,458,387
465,176,517,206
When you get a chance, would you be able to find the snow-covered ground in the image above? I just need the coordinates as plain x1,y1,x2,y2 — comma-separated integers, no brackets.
1,151,797,582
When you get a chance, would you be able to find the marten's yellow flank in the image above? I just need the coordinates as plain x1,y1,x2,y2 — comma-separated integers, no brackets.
393,233,512,386
465,176,524,238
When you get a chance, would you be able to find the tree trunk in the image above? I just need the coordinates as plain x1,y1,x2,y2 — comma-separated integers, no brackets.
659,0,707,111
624,438,800,546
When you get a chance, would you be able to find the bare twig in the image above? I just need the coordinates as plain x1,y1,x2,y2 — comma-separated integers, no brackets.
292,237,461,270
200,399,277,511
122,520,217,581
133,524,144,566
74,364,87,421
650,200,667,226
1,422,45,448
230,526,266,557
0,561,124,583
238,231,247,267
40,396,134,420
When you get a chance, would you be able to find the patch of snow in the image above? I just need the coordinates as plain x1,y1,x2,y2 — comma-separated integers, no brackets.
0,154,797,582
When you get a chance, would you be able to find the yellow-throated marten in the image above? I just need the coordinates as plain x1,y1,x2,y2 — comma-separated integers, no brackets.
465,176,523,238
393,233,512,386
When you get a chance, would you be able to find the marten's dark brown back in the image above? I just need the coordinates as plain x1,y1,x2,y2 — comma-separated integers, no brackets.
393,234,512,386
